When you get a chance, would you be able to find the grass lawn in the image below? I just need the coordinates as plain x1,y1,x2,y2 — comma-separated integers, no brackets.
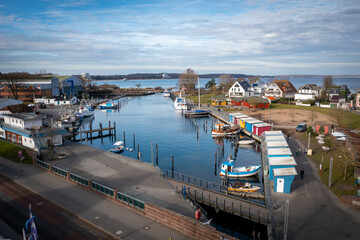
0,140,33,164
271,103,360,129
298,133,358,197
187,94,219,104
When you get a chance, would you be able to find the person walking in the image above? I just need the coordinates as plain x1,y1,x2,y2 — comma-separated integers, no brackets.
300,169,304,179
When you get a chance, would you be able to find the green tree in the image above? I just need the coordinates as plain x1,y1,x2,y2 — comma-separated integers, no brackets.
205,78,216,89
218,74,235,93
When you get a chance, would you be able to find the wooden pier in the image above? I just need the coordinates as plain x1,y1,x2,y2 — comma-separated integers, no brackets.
77,121,116,142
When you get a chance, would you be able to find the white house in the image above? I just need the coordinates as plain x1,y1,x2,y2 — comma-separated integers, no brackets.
229,81,253,97
0,113,66,150
294,84,322,101
251,80,268,97
356,89,360,109
265,80,297,99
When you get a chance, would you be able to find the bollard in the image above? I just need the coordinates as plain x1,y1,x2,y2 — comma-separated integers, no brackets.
133,133,135,149
156,144,158,166
171,155,174,178
123,130,126,144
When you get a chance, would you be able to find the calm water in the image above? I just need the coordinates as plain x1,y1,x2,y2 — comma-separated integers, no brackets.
79,93,263,188
95,77,360,93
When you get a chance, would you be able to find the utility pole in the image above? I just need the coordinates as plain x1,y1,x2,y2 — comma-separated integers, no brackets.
329,157,333,187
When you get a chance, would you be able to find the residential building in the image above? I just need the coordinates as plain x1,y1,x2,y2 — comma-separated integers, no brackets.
265,80,297,99
294,84,322,101
251,80,267,97
328,88,340,99
211,95,228,106
330,95,346,109
356,89,360,109
61,76,83,97
0,113,66,151
228,81,253,97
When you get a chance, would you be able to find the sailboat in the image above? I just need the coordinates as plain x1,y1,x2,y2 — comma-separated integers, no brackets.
184,78,211,117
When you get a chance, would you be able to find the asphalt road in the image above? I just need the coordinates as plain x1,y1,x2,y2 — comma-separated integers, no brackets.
0,173,117,240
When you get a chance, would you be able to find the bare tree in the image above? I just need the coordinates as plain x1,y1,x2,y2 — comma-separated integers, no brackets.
135,83,141,88
218,74,235,93
332,108,345,127
178,69,198,93
309,109,318,126
236,77,245,82
332,143,353,180
322,76,333,102
248,76,260,86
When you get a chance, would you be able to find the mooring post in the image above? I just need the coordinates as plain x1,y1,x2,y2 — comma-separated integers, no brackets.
151,142,153,165
133,133,135,150
172,155,174,178
90,122,93,139
79,128,82,143
215,152,217,176
99,123,103,137
123,130,125,144
109,120,111,135
156,144,158,166
113,121,116,137
137,144,140,160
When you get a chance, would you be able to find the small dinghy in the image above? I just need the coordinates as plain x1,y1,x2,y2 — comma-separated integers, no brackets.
227,182,261,193
238,137,255,145
109,141,124,153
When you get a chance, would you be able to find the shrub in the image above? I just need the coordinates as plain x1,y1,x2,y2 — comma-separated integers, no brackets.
319,126,325,134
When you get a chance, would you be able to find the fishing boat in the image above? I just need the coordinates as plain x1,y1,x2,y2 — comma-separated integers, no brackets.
109,141,124,153
98,102,117,109
237,137,255,145
211,123,240,137
227,182,261,193
174,92,187,110
185,78,211,117
163,90,171,97
219,159,261,178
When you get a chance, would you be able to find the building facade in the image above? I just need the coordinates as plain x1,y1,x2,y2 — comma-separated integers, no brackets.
61,76,83,97
228,81,253,97
294,84,322,101
265,80,297,99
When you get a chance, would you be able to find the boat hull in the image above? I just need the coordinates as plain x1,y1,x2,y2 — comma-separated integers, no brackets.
238,139,255,145
219,165,261,178
227,186,261,192
185,110,211,118
211,128,240,137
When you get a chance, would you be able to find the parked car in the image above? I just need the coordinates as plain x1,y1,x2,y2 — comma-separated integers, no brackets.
296,123,307,132
350,107,357,110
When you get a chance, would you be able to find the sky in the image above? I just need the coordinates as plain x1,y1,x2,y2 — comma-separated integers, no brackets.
0,0,359,75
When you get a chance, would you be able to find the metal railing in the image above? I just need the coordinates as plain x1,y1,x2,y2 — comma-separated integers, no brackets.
117,192,145,211
36,159,50,170
91,181,115,198
69,172,89,187
52,165,68,178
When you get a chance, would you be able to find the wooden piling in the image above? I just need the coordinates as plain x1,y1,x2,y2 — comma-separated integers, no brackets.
156,144,158,166
171,155,174,178
133,133,135,149
137,144,140,160
123,131,125,144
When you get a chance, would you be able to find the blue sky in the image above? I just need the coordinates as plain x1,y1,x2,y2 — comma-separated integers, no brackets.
0,0,359,75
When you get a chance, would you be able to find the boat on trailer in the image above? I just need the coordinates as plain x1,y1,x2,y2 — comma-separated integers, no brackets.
109,141,124,153
212,123,240,137
219,159,261,178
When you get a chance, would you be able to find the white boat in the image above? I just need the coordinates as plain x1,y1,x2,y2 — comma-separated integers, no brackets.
109,141,124,153
238,137,255,145
174,92,187,110
185,78,211,118
163,90,171,97
212,123,240,137
98,102,117,109
219,159,261,178
77,105,94,118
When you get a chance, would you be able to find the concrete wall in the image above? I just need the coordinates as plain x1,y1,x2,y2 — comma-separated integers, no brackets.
145,203,236,240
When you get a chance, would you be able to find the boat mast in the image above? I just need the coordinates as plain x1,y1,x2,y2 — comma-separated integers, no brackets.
198,77,200,110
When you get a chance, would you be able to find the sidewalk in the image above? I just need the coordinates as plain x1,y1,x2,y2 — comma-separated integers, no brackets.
271,138,360,240
0,157,193,240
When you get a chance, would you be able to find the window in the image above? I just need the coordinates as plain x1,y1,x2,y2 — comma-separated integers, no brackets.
12,134,17,143
18,136,22,144
16,120,18,124
0,132,3,137
12,119,14,123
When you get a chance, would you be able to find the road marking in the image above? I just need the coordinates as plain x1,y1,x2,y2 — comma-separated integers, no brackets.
115,230,122,235
95,216,100,219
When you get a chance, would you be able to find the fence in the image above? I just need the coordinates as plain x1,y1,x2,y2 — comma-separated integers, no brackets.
52,165,68,178
91,181,115,198
35,159,145,212
70,172,89,187
117,192,145,211
36,159,50,170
